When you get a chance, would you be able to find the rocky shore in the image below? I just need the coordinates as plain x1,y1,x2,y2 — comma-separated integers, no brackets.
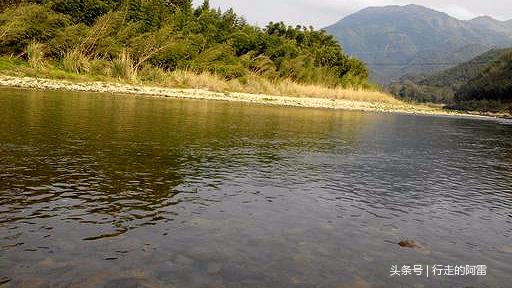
0,75,464,116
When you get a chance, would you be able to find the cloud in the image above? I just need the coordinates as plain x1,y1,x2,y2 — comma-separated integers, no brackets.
436,4,481,19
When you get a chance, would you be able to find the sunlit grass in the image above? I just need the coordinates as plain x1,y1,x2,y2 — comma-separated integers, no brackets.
145,69,398,104
0,56,27,71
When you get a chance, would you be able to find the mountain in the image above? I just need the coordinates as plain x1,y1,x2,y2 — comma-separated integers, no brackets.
325,4,512,83
387,48,512,113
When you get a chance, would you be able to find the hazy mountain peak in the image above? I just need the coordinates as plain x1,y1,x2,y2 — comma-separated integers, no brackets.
360,4,437,12
469,15,503,25
401,4,445,13
468,15,511,35
471,15,499,22
349,4,450,19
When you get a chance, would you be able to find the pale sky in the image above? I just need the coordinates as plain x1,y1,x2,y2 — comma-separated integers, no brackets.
192,0,512,28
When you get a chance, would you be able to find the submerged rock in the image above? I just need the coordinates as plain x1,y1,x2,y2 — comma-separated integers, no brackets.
175,254,194,266
336,276,371,288
104,277,162,288
0,276,11,285
14,277,50,288
207,262,223,275
398,240,431,255
498,245,512,253
398,240,421,249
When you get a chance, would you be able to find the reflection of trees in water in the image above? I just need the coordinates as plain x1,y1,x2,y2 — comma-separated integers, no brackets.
0,88,373,236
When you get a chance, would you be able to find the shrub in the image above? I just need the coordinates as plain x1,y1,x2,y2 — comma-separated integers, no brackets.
62,50,90,74
89,59,111,76
138,65,166,82
49,0,120,26
0,4,69,55
47,24,90,57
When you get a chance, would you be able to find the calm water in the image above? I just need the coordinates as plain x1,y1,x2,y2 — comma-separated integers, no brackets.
0,87,511,288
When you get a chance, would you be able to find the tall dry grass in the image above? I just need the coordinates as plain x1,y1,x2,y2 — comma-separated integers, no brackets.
7,48,397,104
62,50,90,74
26,42,45,68
112,49,136,80
137,68,397,104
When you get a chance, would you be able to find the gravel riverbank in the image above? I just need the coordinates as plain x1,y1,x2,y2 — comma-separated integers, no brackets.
0,75,461,116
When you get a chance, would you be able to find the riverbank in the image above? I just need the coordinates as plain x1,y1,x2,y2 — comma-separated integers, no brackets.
0,56,394,104
0,75,461,116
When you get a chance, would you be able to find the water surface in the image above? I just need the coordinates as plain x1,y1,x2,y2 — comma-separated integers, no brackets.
0,88,511,287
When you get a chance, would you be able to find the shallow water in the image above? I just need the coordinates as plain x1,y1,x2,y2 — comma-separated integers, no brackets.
0,87,511,288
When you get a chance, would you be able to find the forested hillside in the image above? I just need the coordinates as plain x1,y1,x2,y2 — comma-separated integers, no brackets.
455,49,512,110
0,0,369,88
388,48,512,113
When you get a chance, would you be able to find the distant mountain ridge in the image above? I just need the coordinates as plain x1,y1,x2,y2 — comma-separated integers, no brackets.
325,4,512,83
468,16,512,35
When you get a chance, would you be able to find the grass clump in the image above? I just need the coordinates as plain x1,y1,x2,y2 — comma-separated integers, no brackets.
26,42,45,68
0,56,26,71
89,59,111,77
62,51,90,74
112,49,136,80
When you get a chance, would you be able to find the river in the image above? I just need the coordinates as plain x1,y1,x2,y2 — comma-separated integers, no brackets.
0,87,511,287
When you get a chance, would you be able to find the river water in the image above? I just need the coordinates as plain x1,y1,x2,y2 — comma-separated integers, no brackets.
0,87,511,287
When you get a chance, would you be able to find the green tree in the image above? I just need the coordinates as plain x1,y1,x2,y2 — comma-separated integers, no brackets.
0,0,371,88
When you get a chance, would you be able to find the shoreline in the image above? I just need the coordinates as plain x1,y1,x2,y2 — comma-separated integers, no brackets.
0,75,498,118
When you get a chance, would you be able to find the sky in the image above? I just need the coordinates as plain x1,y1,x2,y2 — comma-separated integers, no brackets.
192,0,512,28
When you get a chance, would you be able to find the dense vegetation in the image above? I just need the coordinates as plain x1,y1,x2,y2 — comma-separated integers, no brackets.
388,48,512,113
456,50,512,102
0,0,369,89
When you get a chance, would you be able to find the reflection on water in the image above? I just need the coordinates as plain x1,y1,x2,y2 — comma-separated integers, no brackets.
0,88,511,287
